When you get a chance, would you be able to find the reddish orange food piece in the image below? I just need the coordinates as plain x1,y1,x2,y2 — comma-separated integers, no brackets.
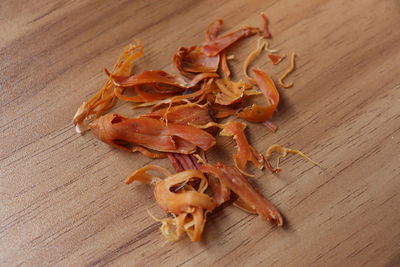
111,70,218,92
219,121,264,174
261,13,271,39
267,53,285,65
73,41,143,133
174,46,220,76
201,26,259,56
220,51,231,78
125,166,216,242
145,104,214,126
205,19,223,41
89,113,216,154
200,163,283,226
237,68,280,123
190,121,263,176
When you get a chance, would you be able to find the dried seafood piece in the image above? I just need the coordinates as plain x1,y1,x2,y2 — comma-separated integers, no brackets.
73,41,143,133
278,52,296,88
200,163,283,226
201,26,259,56
89,113,216,154
237,68,280,123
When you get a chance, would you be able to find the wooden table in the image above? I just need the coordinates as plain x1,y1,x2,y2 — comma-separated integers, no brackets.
1,0,400,266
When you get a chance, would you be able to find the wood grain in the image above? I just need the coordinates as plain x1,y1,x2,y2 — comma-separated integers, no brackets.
1,0,400,266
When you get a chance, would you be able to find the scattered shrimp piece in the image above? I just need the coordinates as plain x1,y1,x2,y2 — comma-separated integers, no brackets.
278,52,296,88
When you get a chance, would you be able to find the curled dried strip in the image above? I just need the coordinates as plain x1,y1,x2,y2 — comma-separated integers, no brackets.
173,46,220,77
111,70,218,93
114,86,176,103
214,79,256,106
264,144,321,173
125,164,171,184
264,40,278,53
147,210,180,242
145,104,214,126
260,13,271,39
234,197,257,214
206,19,223,41
278,52,296,88
220,51,231,78
154,170,215,214
199,164,231,206
146,79,215,121
190,121,263,176
237,68,280,123
73,41,144,133
131,85,209,109
200,163,283,226
268,53,285,65
111,70,186,92
201,26,259,56
211,105,237,119
179,208,208,242
243,38,266,84
126,167,216,242
89,113,216,154
131,146,167,159
219,121,264,174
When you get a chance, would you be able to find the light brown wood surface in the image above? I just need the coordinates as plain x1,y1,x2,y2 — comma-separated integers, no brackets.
1,0,400,266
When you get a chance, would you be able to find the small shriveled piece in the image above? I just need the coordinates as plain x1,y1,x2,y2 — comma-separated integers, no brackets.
89,113,216,155
200,163,283,226
126,166,216,242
